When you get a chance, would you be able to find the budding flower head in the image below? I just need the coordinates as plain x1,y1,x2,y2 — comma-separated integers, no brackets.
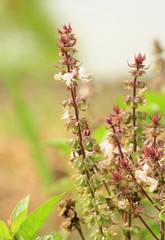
106,116,113,125
134,53,146,65
151,113,161,125
113,106,120,114
58,24,72,34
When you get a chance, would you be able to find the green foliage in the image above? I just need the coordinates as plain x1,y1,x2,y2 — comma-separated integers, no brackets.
45,139,70,155
10,195,30,236
117,91,165,121
159,209,165,222
93,125,107,142
36,233,62,240
0,193,64,240
2,71,53,186
0,220,11,240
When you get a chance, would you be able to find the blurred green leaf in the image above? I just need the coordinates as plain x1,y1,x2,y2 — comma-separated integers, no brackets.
49,178,74,193
93,125,107,142
141,222,159,239
116,91,165,123
45,139,70,155
2,71,53,186
18,193,65,239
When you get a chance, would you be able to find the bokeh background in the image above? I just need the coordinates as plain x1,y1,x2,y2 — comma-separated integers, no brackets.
0,0,165,239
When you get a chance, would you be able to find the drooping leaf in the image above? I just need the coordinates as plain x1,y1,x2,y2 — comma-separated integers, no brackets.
18,193,65,239
0,220,11,239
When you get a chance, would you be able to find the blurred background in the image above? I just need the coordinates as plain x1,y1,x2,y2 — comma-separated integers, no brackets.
0,0,165,239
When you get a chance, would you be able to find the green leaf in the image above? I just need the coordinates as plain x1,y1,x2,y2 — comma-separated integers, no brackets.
0,220,11,239
11,195,30,220
159,210,165,222
18,193,65,239
93,125,107,142
11,209,28,236
36,233,62,240
45,139,70,155
10,195,30,236
2,71,53,186
49,178,74,192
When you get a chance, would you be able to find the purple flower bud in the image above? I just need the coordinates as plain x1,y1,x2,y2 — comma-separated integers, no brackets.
152,113,161,125
134,53,146,65
106,116,113,125
113,106,120,114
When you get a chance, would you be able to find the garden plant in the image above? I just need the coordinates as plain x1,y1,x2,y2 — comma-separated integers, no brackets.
54,24,165,240
0,23,165,240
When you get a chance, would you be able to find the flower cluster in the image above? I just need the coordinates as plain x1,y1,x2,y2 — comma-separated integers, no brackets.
55,25,165,240
54,24,91,88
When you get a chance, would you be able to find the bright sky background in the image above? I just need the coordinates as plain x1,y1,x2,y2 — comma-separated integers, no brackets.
46,0,165,81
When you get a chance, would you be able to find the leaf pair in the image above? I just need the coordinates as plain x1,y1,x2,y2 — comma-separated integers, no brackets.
0,193,64,240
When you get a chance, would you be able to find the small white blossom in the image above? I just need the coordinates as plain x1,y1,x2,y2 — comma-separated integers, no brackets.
61,110,70,120
142,163,150,172
54,72,74,87
78,67,91,83
54,73,62,81
118,199,129,210
135,164,158,192
61,72,74,87
135,169,148,182
99,140,113,161
147,177,158,192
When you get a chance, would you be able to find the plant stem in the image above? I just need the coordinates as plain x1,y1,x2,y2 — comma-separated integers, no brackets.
70,86,104,236
160,220,165,240
76,224,86,240
132,76,137,152
130,172,160,211
138,215,159,240
66,55,104,237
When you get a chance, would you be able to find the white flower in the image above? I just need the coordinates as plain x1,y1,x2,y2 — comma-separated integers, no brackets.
61,72,74,87
142,163,150,172
54,72,74,87
61,110,70,120
99,140,113,160
78,67,91,83
118,199,129,210
135,163,150,182
147,177,158,192
135,169,148,182
135,164,158,192
54,73,62,81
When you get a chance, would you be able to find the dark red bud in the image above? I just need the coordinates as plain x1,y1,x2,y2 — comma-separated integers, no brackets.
134,53,146,64
152,113,161,125
106,116,113,125
61,35,69,45
113,106,120,114
84,128,91,137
